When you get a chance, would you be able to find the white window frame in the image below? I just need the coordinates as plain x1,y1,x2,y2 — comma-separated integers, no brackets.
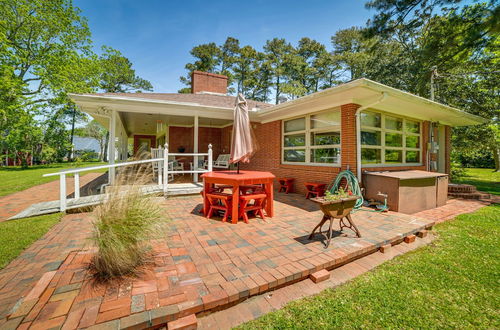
360,111,422,166
282,110,341,167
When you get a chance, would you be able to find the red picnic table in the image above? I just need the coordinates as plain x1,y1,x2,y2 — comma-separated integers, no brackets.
201,170,275,224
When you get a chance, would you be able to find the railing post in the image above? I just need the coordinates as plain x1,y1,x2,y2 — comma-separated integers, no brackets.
208,144,213,172
60,174,67,212
163,143,168,195
158,145,163,186
74,173,80,199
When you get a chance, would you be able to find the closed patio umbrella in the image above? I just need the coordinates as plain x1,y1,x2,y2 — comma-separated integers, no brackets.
230,93,257,173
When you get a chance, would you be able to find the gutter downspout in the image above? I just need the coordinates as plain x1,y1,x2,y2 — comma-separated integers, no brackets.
355,92,388,183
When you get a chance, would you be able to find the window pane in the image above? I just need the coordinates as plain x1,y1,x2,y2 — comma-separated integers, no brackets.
311,148,340,164
284,149,305,162
360,111,381,128
311,131,340,146
385,133,403,147
361,130,381,146
284,134,305,147
406,150,420,163
406,120,420,133
406,135,420,148
311,111,341,129
385,149,403,163
385,116,403,131
361,148,381,164
284,118,305,132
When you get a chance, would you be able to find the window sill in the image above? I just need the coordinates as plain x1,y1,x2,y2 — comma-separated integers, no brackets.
361,163,423,168
281,162,341,168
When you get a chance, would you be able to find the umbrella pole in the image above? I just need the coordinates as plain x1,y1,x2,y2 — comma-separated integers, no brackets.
237,162,240,174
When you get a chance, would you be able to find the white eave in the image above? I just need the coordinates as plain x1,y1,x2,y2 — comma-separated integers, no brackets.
257,79,488,126
68,93,241,121
70,79,488,127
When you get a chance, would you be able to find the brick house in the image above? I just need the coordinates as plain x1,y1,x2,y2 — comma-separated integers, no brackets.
70,71,486,193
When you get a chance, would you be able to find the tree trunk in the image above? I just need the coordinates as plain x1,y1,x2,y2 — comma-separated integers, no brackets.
68,107,77,161
494,146,500,172
275,75,280,104
103,132,109,162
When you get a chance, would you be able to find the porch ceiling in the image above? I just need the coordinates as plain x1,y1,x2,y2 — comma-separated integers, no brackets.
120,112,232,136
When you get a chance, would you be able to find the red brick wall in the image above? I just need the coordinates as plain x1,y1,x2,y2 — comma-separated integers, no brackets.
168,126,223,168
340,103,359,176
221,126,232,155
198,127,222,157
232,119,342,194
191,71,228,94
236,103,431,194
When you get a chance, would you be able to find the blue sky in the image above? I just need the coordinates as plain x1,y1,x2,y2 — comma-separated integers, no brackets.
75,0,375,93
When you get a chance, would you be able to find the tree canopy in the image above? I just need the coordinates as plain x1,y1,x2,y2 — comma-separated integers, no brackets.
179,0,499,169
0,0,152,166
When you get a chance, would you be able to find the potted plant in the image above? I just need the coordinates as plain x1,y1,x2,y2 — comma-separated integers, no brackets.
177,146,185,153
309,187,361,247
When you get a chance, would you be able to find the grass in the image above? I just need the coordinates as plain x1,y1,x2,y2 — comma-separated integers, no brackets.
239,204,500,329
0,213,62,269
0,161,106,197
452,168,499,195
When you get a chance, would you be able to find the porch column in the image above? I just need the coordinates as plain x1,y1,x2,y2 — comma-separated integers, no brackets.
193,115,199,182
108,110,116,184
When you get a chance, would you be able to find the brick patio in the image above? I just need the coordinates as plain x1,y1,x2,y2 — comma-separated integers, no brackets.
0,193,438,329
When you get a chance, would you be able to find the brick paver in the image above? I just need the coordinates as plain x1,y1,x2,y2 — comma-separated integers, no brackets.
0,192,439,329
0,173,103,221
413,198,492,223
2,192,492,329
198,233,435,329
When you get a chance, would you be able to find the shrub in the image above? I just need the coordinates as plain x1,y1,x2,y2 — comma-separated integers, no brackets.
91,163,164,279
450,162,468,181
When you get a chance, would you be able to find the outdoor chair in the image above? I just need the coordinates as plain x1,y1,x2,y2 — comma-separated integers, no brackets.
206,193,233,222
238,193,267,223
305,182,327,199
213,154,230,169
190,157,208,177
240,184,265,195
199,186,225,214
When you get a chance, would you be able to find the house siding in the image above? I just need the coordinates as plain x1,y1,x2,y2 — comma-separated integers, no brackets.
168,126,223,168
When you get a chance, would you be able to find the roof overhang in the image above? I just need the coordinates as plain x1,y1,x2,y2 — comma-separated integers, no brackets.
70,78,488,128
69,93,246,121
257,79,488,126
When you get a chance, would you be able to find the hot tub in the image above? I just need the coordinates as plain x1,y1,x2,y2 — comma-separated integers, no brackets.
363,170,448,214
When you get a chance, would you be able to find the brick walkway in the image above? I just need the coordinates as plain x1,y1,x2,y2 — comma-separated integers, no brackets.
198,233,435,329
413,198,492,223
0,193,435,329
0,173,103,222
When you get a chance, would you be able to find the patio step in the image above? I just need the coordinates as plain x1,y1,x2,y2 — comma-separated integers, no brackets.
448,183,477,193
447,183,490,200
448,192,491,200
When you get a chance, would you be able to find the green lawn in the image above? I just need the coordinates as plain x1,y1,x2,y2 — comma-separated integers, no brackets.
239,204,500,329
0,213,62,269
452,168,499,195
0,161,106,197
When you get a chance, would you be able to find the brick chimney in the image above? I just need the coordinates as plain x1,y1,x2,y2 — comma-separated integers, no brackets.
191,71,228,94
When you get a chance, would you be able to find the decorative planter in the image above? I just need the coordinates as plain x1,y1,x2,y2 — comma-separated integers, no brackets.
177,146,186,153
309,196,361,248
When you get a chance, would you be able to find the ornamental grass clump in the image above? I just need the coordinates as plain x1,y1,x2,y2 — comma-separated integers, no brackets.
91,162,164,279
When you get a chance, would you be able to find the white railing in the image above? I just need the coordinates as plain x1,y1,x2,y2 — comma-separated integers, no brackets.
43,143,213,212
